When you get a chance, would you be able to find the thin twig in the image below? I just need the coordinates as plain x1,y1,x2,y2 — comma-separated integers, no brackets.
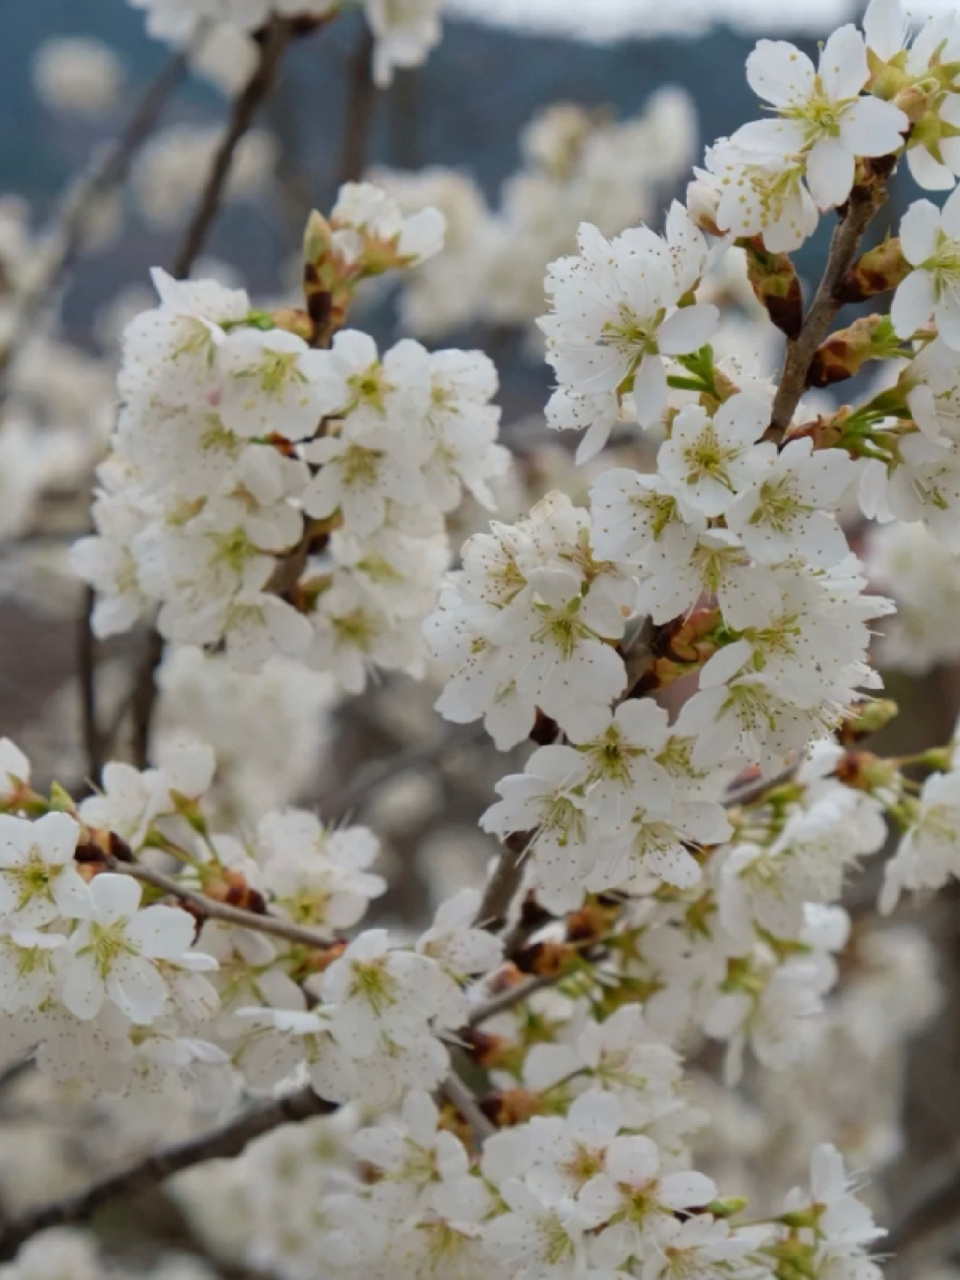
0,1085,335,1263
441,1073,496,1145
769,177,888,438
106,855,334,951
130,625,165,771
78,586,105,786
473,830,534,934
0,962,586,1258
172,18,295,279
337,27,376,184
0,44,193,388
723,763,800,809
466,972,561,1026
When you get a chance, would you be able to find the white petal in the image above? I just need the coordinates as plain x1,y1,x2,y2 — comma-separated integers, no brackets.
891,270,936,337
631,353,668,429
900,199,942,265
605,1134,660,1185
819,25,868,100
89,872,142,921
838,96,907,157
108,956,169,1024
657,304,718,355
746,40,815,108
660,1171,718,1210
732,117,806,153
61,955,104,1020
127,904,196,958
805,138,855,210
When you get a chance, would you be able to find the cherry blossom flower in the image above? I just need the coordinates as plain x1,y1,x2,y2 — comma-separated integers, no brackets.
893,190,960,349
736,29,907,210
63,873,216,1025
0,813,88,928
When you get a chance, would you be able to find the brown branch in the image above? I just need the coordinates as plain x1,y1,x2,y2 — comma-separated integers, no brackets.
78,586,105,786
473,830,533,934
337,27,376,184
172,17,295,279
105,855,334,951
130,624,166,770
466,971,561,1026
768,176,888,439
885,1143,960,1257
0,43,193,389
440,1073,496,1144
0,1085,335,1263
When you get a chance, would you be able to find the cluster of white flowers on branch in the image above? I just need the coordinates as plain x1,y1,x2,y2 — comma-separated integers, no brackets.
72,182,506,689
14,0,960,1276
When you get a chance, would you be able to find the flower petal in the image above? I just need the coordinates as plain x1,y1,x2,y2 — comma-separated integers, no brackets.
891,270,935,337
657,304,718,356
805,137,854,211
900,199,942,264
819,25,868,100
838,96,907,157
746,40,815,108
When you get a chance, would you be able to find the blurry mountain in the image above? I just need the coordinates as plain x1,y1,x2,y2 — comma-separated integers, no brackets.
3,7,822,224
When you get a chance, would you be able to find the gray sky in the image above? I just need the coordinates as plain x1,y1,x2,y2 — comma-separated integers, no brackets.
448,0,955,40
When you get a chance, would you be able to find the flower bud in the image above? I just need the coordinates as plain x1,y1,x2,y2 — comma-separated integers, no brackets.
837,698,899,743
837,237,910,304
808,315,901,387
741,236,803,339
707,1197,749,1218
685,171,722,237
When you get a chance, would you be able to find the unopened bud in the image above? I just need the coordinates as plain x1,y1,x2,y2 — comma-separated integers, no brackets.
302,209,333,267
838,237,910,304
919,745,955,772
834,750,899,792
271,307,313,340
741,236,803,339
485,1088,543,1128
565,897,622,945
685,172,722,237
837,698,899,743
48,781,76,813
808,315,900,387
707,1198,749,1219
517,939,574,977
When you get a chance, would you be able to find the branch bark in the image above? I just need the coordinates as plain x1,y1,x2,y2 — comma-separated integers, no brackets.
441,1073,496,1145
0,1086,335,1263
105,855,335,951
768,177,888,439
78,587,105,786
472,830,533,934
884,1143,960,1258
337,27,376,185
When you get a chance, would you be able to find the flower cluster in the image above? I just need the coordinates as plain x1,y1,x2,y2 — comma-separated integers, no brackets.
22,0,960,1276
71,182,505,689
